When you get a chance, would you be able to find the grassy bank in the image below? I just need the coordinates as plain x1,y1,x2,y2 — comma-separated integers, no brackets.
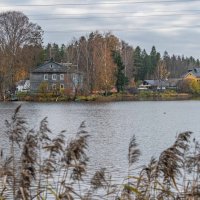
78,90,192,102
14,90,193,102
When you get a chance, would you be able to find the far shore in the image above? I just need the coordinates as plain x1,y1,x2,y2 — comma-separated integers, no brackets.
0,91,196,102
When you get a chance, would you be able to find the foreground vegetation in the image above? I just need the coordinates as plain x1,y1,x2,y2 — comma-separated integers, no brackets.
0,106,200,199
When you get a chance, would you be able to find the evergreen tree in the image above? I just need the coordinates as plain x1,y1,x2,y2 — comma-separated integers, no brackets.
44,43,52,60
52,43,61,62
60,44,66,61
140,49,151,80
133,46,142,80
113,51,128,92
163,51,170,75
196,59,200,66
150,46,158,76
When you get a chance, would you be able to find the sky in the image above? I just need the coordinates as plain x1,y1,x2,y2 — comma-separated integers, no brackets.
1,0,200,58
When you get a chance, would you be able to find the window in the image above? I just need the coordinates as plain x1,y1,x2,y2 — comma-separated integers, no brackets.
52,84,57,90
60,84,64,89
44,74,48,80
60,74,64,80
52,74,57,80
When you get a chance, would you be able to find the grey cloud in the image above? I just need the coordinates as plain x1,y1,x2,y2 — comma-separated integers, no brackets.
0,0,200,58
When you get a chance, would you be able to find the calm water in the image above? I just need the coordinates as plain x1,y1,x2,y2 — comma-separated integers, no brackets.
1,100,200,185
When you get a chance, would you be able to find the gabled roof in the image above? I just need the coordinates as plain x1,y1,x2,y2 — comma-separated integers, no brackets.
182,67,200,78
31,61,69,73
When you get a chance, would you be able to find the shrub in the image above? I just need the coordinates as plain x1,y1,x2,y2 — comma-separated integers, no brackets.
178,79,200,94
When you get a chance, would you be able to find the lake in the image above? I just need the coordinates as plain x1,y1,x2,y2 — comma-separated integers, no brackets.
0,100,200,186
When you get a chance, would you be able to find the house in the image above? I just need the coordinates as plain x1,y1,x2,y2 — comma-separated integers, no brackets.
30,60,83,94
142,80,169,90
16,80,30,92
182,68,200,82
141,78,181,91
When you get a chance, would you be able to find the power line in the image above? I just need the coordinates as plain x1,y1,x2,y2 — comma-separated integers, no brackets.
27,9,200,17
29,13,200,20
25,9,200,21
1,0,200,7
43,25,200,33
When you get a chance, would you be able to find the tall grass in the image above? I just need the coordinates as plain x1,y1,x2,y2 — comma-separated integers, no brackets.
0,105,200,199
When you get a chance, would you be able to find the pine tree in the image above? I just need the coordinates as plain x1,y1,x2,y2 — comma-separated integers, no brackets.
140,49,151,80
133,46,142,80
113,51,128,92
163,51,170,76
148,46,162,78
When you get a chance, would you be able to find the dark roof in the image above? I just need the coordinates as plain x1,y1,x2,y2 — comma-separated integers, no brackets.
143,80,169,87
31,61,69,73
182,67,200,78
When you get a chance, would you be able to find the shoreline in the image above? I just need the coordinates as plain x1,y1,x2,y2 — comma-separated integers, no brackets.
0,92,195,102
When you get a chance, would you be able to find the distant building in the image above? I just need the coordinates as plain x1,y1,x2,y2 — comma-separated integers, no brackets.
16,80,30,92
142,80,169,90
30,60,83,94
141,78,181,90
182,68,200,82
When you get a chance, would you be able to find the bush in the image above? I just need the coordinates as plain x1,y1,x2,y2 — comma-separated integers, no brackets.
178,79,200,94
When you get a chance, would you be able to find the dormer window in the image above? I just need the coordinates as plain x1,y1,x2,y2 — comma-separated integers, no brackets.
52,74,57,80
44,74,48,80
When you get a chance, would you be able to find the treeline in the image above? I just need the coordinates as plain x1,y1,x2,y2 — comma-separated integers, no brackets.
41,32,128,93
40,33,200,89
0,11,200,96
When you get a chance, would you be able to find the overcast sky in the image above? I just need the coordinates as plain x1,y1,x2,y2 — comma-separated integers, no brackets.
1,0,200,58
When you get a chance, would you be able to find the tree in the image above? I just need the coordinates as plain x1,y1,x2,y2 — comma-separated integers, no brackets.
149,46,160,77
121,41,134,80
163,51,171,77
133,46,142,80
113,51,128,92
140,49,150,80
178,79,200,94
155,60,170,81
0,11,43,94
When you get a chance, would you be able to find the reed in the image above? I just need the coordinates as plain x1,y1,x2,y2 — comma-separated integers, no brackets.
0,106,200,199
